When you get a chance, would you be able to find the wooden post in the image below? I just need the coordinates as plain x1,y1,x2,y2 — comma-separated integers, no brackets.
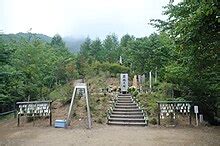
195,113,198,126
50,101,52,126
17,114,20,127
13,102,16,118
158,102,160,125
189,103,192,125
85,87,92,129
149,71,152,92
33,115,35,126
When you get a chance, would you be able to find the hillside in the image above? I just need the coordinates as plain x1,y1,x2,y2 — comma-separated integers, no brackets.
0,33,84,53
0,32,51,43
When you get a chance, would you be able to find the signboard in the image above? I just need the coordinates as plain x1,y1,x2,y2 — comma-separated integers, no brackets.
157,101,192,125
18,103,50,116
16,101,52,126
194,106,198,113
120,73,128,93
159,103,191,119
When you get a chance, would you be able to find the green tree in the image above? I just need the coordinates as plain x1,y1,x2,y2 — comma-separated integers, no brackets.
151,1,219,123
119,34,135,66
103,34,119,63
51,34,65,48
90,38,103,61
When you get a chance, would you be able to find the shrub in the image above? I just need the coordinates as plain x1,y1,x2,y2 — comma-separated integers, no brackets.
149,117,157,125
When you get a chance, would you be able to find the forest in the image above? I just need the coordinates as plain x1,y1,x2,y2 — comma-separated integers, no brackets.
0,1,219,124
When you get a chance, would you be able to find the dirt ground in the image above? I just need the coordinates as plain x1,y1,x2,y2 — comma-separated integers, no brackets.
0,120,219,146
1,98,219,146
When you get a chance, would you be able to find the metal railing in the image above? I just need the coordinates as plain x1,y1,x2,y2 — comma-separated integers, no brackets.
0,110,16,118
0,102,16,118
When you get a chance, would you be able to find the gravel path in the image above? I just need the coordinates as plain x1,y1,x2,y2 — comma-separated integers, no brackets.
0,124,220,146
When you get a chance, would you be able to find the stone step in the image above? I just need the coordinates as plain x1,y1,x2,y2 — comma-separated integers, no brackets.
116,103,137,106
108,117,145,122
117,100,133,102
110,115,144,119
117,101,134,103
117,100,134,103
113,108,142,112
108,121,147,126
111,111,143,115
117,97,132,99
118,96,132,98
107,93,148,127
118,94,131,96
114,105,138,109
117,98,132,101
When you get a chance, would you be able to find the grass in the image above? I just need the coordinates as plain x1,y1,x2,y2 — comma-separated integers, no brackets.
49,73,117,124
0,113,15,121
90,93,112,123
49,83,73,104
87,73,115,123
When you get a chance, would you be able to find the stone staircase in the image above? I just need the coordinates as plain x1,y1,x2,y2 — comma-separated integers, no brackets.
107,93,148,126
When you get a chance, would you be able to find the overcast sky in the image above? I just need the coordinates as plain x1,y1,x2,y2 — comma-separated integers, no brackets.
0,0,179,39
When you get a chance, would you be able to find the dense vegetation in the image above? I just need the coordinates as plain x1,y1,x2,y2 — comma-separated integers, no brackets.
0,34,78,112
151,0,219,124
0,1,219,124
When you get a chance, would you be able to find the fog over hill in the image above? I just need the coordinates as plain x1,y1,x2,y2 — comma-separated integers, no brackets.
63,37,85,53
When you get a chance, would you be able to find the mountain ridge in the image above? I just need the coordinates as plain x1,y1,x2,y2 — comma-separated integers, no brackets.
0,32,84,53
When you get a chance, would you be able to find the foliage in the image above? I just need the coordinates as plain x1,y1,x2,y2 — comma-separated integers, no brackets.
126,33,174,75
49,83,73,104
1,1,219,124
50,34,65,48
91,61,130,77
0,34,78,111
151,1,220,123
90,94,110,124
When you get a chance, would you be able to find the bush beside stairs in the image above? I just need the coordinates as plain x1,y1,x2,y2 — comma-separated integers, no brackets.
107,93,148,126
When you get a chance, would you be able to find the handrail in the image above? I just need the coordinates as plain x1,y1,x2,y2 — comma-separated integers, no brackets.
0,110,16,117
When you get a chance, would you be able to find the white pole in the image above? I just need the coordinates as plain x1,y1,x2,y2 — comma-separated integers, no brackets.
149,71,152,91
85,86,92,129
119,56,122,65
195,113,198,126
67,87,77,125
199,114,203,123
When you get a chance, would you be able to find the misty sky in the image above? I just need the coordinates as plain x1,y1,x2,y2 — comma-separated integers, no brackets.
0,0,180,39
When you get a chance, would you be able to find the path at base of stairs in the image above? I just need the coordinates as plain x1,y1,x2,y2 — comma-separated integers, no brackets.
0,125,219,146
